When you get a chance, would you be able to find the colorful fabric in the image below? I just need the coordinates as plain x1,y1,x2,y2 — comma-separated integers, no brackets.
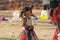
53,28,58,40
52,7,60,40
19,29,38,40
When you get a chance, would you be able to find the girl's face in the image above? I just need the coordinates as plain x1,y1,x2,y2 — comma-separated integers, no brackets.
25,10,32,16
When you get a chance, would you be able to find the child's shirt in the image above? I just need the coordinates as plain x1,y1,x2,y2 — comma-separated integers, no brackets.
26,16,32,26
23,16,32,27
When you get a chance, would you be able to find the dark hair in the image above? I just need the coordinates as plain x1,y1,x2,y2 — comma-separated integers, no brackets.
20,5,34,17
58,1,60,4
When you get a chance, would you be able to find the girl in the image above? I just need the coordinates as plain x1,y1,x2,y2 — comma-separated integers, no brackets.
19,6,38,40
52,2,60,40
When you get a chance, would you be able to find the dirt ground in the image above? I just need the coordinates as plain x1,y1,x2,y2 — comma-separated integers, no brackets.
0,21,56,40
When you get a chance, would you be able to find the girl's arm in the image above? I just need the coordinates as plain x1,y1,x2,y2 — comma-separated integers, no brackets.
23,18,27,27
31,14,38,19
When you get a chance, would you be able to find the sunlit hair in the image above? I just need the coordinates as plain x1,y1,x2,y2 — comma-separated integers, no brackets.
20,5,34,18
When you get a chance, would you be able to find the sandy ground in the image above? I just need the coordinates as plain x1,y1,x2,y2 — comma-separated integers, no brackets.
0,21,56,40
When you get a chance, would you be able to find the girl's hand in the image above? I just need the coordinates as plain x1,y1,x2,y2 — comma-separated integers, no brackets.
32,17,38,20
35,17,38,20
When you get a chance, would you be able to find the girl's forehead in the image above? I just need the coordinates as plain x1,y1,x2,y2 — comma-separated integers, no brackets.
26,10,31,13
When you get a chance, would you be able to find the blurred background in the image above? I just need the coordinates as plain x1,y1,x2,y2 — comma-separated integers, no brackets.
0,0,59,40
0,0,43,10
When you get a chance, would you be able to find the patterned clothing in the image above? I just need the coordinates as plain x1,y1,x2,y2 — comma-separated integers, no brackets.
20,16,38,40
